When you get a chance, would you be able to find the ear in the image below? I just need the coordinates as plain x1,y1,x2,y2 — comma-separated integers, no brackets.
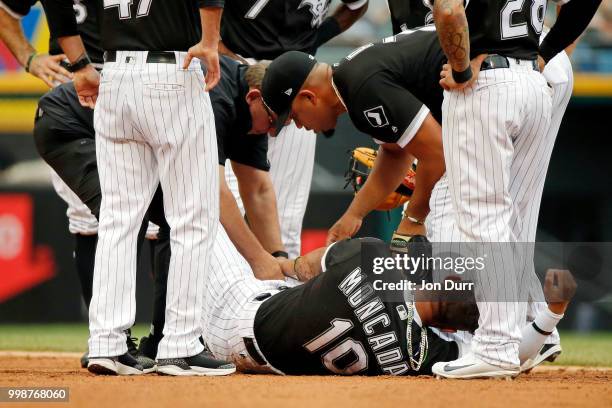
245,88,262,105
298,89,317,105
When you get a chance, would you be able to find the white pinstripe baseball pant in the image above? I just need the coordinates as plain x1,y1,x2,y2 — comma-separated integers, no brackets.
89,51,219,359
201,225,286,374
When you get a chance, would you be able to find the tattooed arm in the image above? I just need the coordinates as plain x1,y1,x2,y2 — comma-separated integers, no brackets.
432,0,472,87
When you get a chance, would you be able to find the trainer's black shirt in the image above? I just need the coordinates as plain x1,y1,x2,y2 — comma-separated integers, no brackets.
211,56,269,171
221,0,365,60
100,0,223,51
332,27,444,146
387,0,433,34
254,237,458,376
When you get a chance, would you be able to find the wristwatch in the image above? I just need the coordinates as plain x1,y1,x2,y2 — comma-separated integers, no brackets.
67,55,91,73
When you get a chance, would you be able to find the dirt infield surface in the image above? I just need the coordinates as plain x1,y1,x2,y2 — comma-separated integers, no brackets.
0,353,610,408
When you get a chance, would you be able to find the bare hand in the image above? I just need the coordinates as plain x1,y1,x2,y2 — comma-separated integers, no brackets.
537,55,546,72
74,65,100,109
439,54,488,91
28,54,73,88
326,212,362,245
251,253,285,281
544,269,577,315
183,41,220,91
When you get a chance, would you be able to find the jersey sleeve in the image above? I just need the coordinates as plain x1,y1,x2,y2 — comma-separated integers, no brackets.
342,0,369,10
347,75,430,148
0,0,33,18
226,134,270,171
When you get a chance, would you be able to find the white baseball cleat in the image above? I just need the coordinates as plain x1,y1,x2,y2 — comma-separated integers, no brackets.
432,352,519,379
521,343,562,373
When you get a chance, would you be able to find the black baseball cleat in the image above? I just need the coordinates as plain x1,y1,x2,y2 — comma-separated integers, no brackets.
157,349,236,376
80,351,89,369
88,352,144,376
125,331,157,374
137,335,159,360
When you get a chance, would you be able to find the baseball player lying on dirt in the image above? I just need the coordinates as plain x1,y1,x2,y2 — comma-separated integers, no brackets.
200,226,575,376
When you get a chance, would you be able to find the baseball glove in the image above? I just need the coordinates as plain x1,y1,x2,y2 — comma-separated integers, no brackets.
344,147,416,211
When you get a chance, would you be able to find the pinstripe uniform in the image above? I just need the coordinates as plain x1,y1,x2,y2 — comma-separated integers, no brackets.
89,51,219,359
428,0,570,368
201,225,287,373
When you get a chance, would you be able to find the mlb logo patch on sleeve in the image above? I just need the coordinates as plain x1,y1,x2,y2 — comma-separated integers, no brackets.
364,106,389,128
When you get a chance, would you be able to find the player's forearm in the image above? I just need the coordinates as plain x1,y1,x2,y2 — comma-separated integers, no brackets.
332,2,368,32
539,0,601,63
240,177,285,254
346,145,414,219
219,176,270,263
401,115,445,221
432,0,470,72
314,2,368,49
199,7,223,48
57,36,88,63
0,9,35,67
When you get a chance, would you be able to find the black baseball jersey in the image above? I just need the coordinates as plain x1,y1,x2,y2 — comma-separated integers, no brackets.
0,0,36,16
49,1,103,65
211,56,269,171
387,0,433,34
100,0,223,51
37,82,94,132
332,27,445,146
425,0,555,60
220,0,365,60
254,237,458,376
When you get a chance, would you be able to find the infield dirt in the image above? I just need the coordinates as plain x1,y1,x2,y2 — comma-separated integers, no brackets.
1,353,610,408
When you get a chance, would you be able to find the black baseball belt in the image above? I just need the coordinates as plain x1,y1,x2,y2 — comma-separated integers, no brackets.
103,50,176,64
480,54,539,72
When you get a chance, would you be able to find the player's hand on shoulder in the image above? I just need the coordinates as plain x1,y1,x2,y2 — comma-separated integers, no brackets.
439,54,488,91
28,54,73,88
251,252,285,281
327,212,363,246
74,64,100,109
184,41,220,91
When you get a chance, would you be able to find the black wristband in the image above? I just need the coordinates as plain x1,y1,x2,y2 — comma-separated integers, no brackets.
68,55,91,73
25,52,37,73
313,17,342,49
532,322,553,336
452,66,473,84
272,250,289,259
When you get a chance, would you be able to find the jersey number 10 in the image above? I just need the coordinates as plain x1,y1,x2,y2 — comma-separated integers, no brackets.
104,0,153,20
500,0,545,39
303,319,368,375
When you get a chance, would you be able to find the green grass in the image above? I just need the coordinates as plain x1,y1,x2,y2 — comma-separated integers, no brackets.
0,324,150,353
0,325,611,367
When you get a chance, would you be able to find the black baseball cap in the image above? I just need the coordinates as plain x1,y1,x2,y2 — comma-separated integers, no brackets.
261,51,317,136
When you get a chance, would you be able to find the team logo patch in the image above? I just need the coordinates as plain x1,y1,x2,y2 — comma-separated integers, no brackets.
298,0,331,28
364,106,389,128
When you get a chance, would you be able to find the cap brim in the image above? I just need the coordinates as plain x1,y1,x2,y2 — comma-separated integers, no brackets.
272,110,290,137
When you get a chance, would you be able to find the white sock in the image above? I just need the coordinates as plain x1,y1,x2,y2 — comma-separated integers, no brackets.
519,307,563,364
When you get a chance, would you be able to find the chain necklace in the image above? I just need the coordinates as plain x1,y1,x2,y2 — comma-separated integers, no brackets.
405,302,429,372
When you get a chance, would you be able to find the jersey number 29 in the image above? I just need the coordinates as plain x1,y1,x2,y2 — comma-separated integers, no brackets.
303,319,368,375
104,0,153,20
500,0,546,39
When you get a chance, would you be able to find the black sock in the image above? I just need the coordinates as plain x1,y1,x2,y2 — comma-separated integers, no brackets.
74,233,97,308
